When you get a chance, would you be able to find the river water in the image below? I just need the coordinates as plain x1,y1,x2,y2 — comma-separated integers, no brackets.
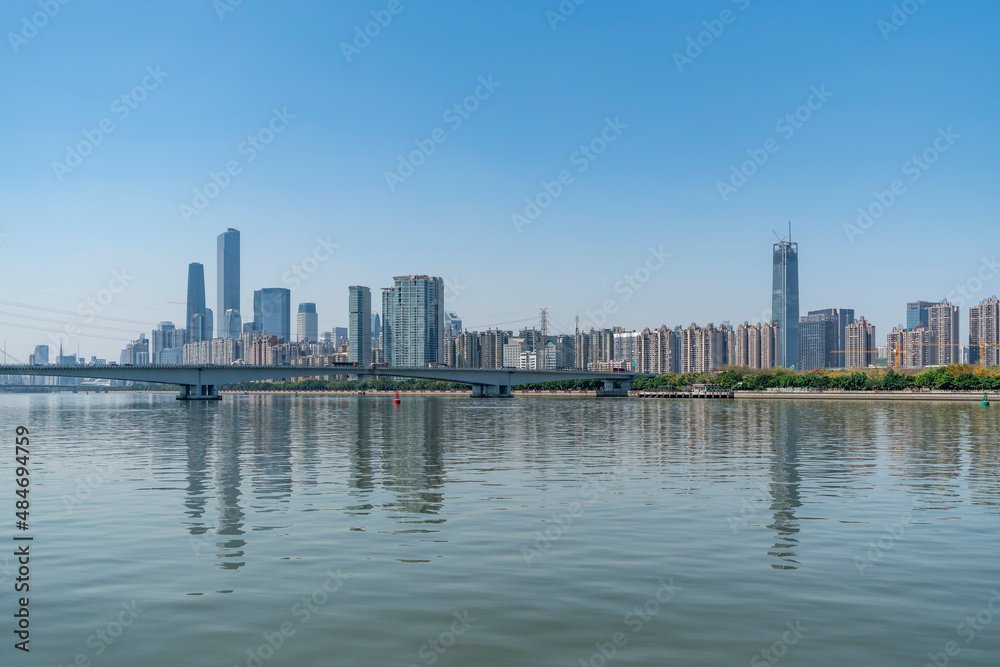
1,394,998,666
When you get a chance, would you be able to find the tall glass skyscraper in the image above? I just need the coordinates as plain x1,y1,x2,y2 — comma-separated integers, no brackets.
297,303,318,342
217,228,240,337
906,301,935,330
186,262,208,343
772,237,799,369
253,288,291,342
381,276,444,367
348,286,372,365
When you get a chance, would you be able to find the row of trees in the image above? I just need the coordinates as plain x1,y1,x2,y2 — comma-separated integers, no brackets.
632,365,1000,392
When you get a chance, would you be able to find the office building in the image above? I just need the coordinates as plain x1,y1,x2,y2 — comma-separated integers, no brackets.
806,308,855,368
845,318,876,369
445,312,462,338
799,314,835,371
253,288,292,341
29,345,48,365
151,322,184,364
772,234,800,369
297,303,319,342
927,301,960,365
223,309,242,339
186,263,209,343
381,275,444,367
969,298,1000,365
217,228,240,337
348,287,372,366
906,301,936,330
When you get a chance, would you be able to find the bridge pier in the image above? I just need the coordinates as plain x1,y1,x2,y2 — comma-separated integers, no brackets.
470,384,512,398
176,384,221,401
597,378,631,398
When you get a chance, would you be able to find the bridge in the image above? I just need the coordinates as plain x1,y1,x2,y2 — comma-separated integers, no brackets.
0,365,645,400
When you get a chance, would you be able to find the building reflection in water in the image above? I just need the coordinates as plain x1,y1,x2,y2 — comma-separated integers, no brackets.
378,398,445,521
765,403,802,570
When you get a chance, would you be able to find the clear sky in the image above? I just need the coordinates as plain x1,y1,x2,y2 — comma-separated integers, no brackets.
1,0,997,360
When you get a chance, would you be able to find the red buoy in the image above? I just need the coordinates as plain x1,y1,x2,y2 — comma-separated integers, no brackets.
393,390,400,405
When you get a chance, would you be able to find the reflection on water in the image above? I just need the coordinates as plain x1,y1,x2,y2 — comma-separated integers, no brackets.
15,394,1000,666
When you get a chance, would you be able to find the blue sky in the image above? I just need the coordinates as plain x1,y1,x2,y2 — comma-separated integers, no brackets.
1,0,997,359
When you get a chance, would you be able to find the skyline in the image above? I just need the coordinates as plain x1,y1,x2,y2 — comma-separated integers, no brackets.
2,1,998,359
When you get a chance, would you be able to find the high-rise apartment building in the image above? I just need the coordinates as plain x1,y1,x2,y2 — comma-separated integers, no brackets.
887,327,932,368
636,326,677,374
348,286,372,366
969,298,1000,365
217,228,240,337
253,288,292,342
772,235,799,369
729,322,780,369
680,323,725,373
381,275,444,367
845,318,876,369
927,301,960,365
297,303,319,342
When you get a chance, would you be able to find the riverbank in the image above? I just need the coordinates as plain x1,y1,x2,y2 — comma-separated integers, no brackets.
735,390,996,402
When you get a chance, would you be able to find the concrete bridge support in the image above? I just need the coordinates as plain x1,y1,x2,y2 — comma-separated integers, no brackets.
471,384,512,398
597,378,631,397
176,384,221,401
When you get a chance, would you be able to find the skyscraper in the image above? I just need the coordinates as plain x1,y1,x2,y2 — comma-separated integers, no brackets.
223,309,242,338
381,275,444,367
970,298,1000,365
798,314,836,371
186,263,208,343
348,286,372,366
253,288,292,342
772,234,799,369
927,301,960,365
845,318,876,369
906,301,936,330
217,228,240,337
297,303,318,342
804,308,855,368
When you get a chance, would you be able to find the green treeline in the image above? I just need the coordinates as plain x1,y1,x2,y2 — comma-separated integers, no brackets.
633,365,1000,392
